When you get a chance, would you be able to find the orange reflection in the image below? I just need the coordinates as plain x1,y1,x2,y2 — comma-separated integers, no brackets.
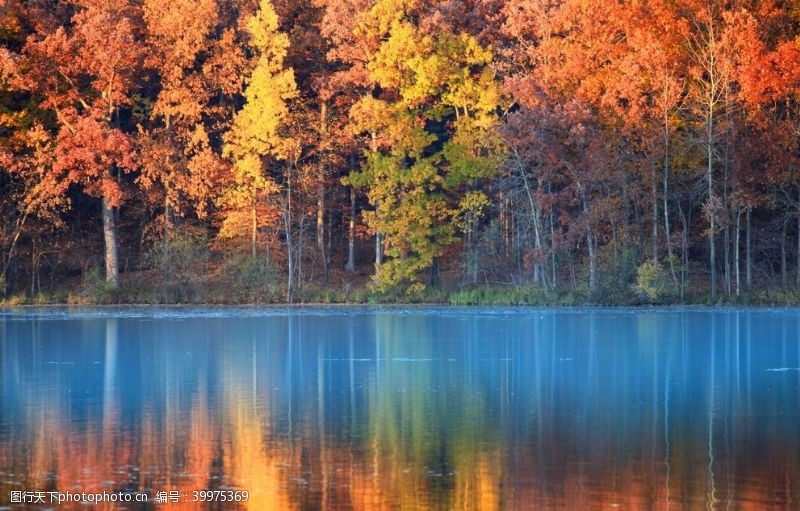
3,391,800,510
1,316,799,510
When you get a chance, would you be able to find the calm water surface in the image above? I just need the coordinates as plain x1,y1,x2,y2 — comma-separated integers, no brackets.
1,307,799,510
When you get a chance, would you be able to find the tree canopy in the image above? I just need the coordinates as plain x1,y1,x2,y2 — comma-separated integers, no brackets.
2,0,800,302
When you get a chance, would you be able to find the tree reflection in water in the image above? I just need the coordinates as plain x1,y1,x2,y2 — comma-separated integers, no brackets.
0,308,798,509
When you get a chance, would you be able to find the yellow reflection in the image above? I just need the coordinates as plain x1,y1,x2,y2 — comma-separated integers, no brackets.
1,316,799,511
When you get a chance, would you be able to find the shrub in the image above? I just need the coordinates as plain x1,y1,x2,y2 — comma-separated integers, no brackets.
634,260,669,302
594,246,639,304
144,229,212,302
219,253,276,302
74,266,114,304
148,229,209,285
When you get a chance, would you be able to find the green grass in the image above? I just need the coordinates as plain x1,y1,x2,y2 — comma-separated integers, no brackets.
447,286,598,306
5,279,800,307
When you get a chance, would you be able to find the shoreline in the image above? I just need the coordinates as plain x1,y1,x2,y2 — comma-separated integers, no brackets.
3,302,800,309
4,281,800,308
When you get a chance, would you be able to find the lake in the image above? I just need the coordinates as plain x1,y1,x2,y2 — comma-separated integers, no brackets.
0,307,799,509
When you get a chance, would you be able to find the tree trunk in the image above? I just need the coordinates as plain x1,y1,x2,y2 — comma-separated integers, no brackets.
375,232,382,269
346,186,356,273
587,229,596,291
297,210,305,289
581,186,596,291
326,206,332,271
102,195,120,288
708,124,716,299
370,131,382,275
30,239,36,297
471,230,478,285
722,91,732,298
663,145,678,289
1,210,29,295
652,163,658,262
499,191,508,258
735,209,741,296
796,186,800,287
700,19,719,300
724,223,731,297
746,208,752,288
513,147,543,287
251,204,258,258
682,218,688,299
284,167,294,302
662,75,679,290
723,173,730,297
678,201,689,300
317,185,328,282
318,101,329,283
781,218,788,291
162,195,175,283
550,203,557,289
533,207,542,287
430,256,439,287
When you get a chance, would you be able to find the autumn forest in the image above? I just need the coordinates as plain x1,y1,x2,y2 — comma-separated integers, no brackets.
1,0,800,304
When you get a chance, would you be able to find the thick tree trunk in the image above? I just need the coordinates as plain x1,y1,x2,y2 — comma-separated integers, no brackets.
346,186,356,273
587,230,596,291
102,195,120,288
429,256,439,287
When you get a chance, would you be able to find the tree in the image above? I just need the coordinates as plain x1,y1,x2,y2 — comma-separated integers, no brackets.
318,0,383,275
138,0,226,232
219,0,299,297
347,0,502,292
4,0,145,288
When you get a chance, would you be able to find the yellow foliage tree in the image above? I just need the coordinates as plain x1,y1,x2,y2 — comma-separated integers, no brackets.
219,0,299,259
347,0,503,292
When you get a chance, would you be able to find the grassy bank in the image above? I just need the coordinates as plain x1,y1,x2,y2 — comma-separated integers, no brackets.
4,279,800,307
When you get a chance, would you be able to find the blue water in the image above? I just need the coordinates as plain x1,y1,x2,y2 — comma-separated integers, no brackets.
0,307,799,509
